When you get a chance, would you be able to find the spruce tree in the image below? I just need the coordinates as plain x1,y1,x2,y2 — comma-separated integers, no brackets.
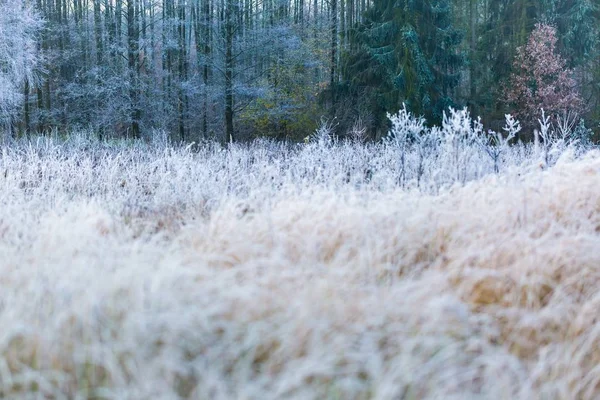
343,0,465,131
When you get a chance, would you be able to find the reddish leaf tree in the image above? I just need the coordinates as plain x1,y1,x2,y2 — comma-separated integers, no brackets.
504,23,584,127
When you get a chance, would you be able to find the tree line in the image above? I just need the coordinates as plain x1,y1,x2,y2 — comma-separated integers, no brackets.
7,0,600,142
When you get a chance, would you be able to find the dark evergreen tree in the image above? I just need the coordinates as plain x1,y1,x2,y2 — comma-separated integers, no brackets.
473,0,541,125
545,0,599,125
342,0,465,133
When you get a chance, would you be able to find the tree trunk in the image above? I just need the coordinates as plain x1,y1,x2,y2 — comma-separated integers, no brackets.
192,0,212,140
127,0,141,138
178,0,187,142
225,0,235,143
330,0,337,116
24,79,30,137
469,0,477,110
94,0,104,65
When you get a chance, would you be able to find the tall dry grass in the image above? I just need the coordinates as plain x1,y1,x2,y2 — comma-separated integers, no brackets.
0,128,599,398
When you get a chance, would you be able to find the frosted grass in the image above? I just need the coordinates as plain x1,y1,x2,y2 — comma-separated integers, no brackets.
0,122,599,398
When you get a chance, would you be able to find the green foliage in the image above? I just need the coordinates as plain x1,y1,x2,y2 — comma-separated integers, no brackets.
240,65,321,141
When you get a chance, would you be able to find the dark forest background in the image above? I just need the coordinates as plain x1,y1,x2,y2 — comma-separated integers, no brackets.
17,0,600,142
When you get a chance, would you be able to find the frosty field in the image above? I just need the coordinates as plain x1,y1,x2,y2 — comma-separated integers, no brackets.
1,115,600,399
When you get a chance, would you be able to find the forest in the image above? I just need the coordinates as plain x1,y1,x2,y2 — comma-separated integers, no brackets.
2,0,598,142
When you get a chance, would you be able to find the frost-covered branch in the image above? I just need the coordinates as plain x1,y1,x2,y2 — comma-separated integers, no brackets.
0,0,42,127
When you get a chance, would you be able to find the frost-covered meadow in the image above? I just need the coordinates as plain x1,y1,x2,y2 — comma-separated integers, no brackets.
1,109,600,399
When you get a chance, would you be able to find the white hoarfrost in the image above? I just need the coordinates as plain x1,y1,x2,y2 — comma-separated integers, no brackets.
0,0,42,125
0,111,598,399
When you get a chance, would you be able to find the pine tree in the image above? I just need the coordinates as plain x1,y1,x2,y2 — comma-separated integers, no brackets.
343,0,465,132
